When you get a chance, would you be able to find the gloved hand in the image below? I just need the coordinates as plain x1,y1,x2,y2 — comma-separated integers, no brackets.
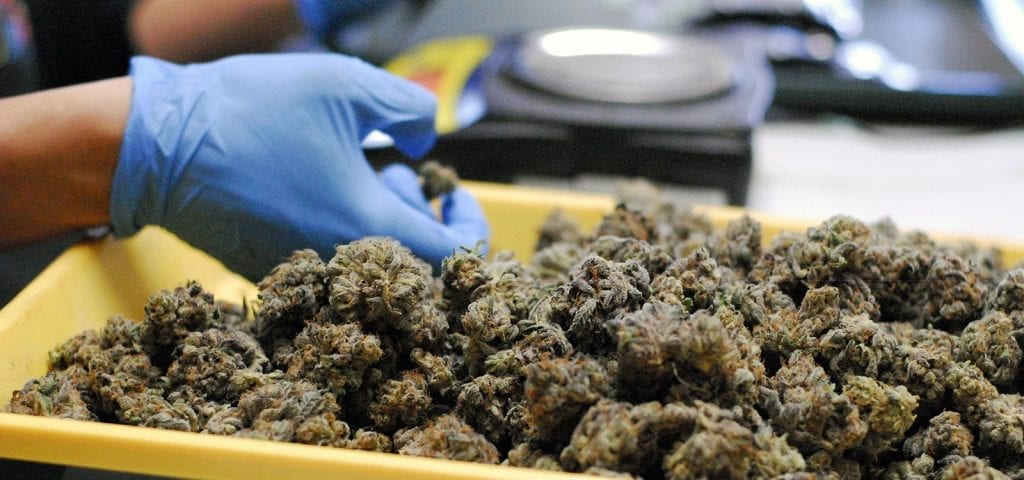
112,54,489,281
292,0,393,39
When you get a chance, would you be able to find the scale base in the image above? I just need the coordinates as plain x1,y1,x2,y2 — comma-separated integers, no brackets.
368,120,753,206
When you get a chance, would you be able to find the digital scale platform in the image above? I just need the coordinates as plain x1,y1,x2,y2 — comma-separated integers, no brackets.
368,26,775,205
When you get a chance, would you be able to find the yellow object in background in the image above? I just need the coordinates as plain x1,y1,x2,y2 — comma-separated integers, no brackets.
385,36,493,135
2,181,1024,479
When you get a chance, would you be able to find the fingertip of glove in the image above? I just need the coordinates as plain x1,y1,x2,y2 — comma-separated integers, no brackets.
444,188,483,211
442,188,490,241
380,164,434,217
395,132,437,159
379,163,418,181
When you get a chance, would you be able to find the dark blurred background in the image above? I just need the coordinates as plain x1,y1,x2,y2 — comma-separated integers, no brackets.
4,0,1023,119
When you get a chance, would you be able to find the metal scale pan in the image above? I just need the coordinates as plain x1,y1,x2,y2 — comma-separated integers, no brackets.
370,26,774,205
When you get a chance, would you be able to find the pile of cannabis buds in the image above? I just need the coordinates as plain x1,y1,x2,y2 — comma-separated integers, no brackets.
7,172,1024,479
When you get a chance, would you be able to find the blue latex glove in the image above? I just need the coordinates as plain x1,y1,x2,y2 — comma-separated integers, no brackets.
292,0,392,39
112,54,489,281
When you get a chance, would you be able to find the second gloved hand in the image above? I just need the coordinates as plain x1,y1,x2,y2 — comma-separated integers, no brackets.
112,54,489,281
292,0,394,39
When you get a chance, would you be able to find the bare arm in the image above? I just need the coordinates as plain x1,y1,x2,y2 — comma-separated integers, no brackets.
0,78,132,249
129,0,305,63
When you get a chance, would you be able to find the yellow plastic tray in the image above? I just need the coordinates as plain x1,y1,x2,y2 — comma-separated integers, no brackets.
2,182,1023,479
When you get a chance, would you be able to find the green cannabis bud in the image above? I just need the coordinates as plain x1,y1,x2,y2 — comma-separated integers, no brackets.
327,237,431,325
394,413,500,464
535,209,585,251
4,369,95,421
140,281,220,365
367,370,432,433
418,160,459,200
255,249,328,352
166,328,268,402
284,322,382,397
522,355,610,445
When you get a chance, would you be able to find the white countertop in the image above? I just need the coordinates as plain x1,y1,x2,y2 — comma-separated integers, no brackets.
750,121,1024,241
516,120,1024,242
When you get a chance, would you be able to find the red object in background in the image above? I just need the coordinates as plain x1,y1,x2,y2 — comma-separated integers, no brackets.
408,69,444,95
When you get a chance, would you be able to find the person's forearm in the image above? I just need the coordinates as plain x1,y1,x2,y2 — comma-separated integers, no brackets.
130,0,305,63
0,77,131,249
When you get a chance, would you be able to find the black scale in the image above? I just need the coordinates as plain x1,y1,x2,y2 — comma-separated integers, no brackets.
367,25,774,206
